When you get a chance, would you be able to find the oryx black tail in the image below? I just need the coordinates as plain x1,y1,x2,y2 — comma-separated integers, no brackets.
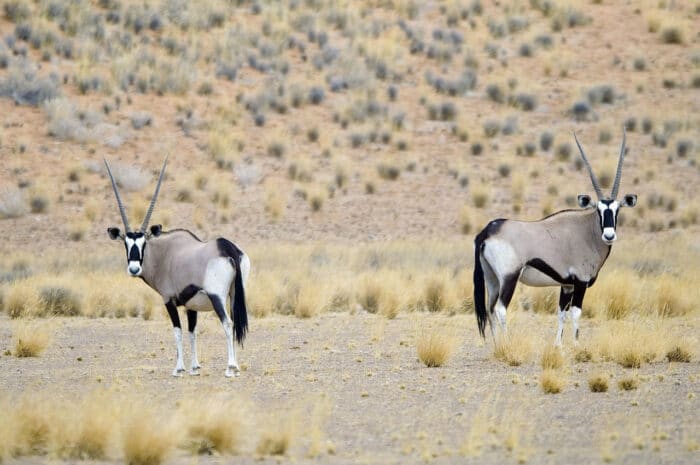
473,219,505,339
217,238,248,345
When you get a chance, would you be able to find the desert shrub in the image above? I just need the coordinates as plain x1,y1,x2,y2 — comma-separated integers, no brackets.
184,398,242,455
377,163,400,181
0,62,61,106
666,338,693,363
540,345,564,370
256,417,292,456
417,328,457,367
588,372,609,392
29,193,49,213
39,286,81,316
539,131,553,151
13,320,51,357
512,93,537,111
618,376,639,391
494,332,533,366
541,369,564,394
122,405,178,465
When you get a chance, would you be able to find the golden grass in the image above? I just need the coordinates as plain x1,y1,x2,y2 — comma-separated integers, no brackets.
666,338,694,363
540,345,564,370
294,283,327,319
184,398,243,455
256,415,294,457
617,376,639,391
589,319,665,368
13,320,51,357
588,372,610,393
541,369,565,394
493,331,533,367
416,326,458,368
122,404,179,465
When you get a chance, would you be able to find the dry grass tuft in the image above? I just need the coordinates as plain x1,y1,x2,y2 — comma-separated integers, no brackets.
378,287,401,320
588,372,609,392
590,320,664,368
256,415,294,457
540,345,564,370
574,346,593,363
184,398,243,455
666,338,693,363
6,280,40,318
493,332,533,367
416,327,457,367
13,320,51,357
10,396,54,456
617,376,639,391
541,369,564,394
294,284,326,319
122,404,178,465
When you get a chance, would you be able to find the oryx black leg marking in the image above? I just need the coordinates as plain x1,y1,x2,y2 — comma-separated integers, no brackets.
208,293,239,376
571,282,587,341
166,301,181,328
186,309,197,333
166,301,185,375
556,286,574,345
499,272,520,309
186,309,200,374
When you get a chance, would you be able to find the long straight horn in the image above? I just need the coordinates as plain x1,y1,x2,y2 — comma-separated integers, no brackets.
610,126,627,199
104,158,131,232
573,132,604,199
140,156,168,232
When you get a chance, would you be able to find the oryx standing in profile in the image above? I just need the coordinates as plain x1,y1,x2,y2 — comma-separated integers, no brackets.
473,129,637,346
105,158,250,377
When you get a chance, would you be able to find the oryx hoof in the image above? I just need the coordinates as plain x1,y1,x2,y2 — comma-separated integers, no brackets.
225,366,240,378
190,366,201,376
172,368,186,377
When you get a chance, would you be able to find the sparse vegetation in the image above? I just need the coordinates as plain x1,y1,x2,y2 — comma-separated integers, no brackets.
416,327,457,367
588,372,609,393
541,369,564,394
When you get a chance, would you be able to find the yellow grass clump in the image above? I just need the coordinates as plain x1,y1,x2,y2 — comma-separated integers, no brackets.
183,398,243,455
122,404,179,465
651,275,695,317
541,369,565,394
13,320,51,357
588,372,609,393
617,376,639,391
416,327,458,368
590,320,665,368
256,415,295,457
294,283,327,319
540,345,564,370
665,337,694,363
246,272,277,318
493,332,533,367
5,280,40,318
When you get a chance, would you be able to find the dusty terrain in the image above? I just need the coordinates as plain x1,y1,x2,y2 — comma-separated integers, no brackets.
0,0,699,463
1,312,699,465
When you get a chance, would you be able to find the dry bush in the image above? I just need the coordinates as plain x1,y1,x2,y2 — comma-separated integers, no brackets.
294,283,327,319
13,320,51,357
39,285,81,316
493,331,533,366
183,398,243,455
122,404,179,465
422,273,456,313
378,286,402,319
256,414,295,457
574,346,593,363
246,272,277,318
540,345,564,370
52,392,116,460
8,395,55,455
666,337,694,363
357,274,384,313
541,369,564,394
416,326,457,367
617,376,639,391
524,288,558,314
585,271,638,319
651,275,694,317
588,372,609,392
590,320,664,368
5,280,39,318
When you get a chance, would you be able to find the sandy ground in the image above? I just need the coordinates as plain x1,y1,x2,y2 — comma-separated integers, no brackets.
1,312,698,465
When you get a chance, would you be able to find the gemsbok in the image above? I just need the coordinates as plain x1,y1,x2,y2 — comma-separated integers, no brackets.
473,129,637,346
105,158,250,377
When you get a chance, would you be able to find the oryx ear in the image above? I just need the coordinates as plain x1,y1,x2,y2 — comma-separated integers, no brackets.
149,224,163,237
622,194,637,208
577,195,593,208
107,227,122,240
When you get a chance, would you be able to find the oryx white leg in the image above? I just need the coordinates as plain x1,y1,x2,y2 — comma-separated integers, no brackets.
571,306,582,345
173,327,186,377
222,319,239,377
186,309,201,375
494,300,508,336
166,302,186,377
555,309,566,347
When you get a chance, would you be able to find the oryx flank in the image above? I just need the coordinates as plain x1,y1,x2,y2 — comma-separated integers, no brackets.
105,158,250,377
473,129,637,346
